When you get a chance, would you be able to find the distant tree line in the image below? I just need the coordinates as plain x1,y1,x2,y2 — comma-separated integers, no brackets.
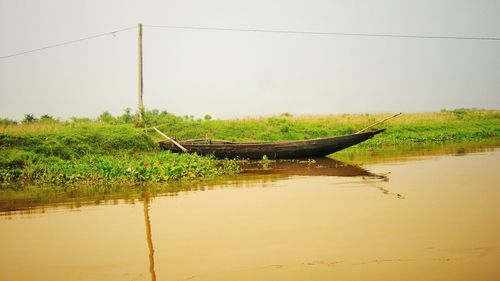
0,108,215,127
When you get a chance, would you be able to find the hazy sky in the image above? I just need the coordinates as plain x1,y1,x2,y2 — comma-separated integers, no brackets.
1,0,499,120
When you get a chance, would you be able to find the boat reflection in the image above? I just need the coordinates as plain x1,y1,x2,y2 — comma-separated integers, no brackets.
241,157,386,179
1,158,387,215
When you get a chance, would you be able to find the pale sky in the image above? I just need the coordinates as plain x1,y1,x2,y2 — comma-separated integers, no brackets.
1,0,499,120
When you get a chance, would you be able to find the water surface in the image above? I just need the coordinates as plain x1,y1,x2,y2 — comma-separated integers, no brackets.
1,145,499,281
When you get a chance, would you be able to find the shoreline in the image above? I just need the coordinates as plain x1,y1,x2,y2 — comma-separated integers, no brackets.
1,110,498,186
1,142,498,215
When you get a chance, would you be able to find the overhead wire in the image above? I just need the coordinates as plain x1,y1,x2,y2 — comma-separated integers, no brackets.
1,24,500,60
0,26,137,59
144,24,500,41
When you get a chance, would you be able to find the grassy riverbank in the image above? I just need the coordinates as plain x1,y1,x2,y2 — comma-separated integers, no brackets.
148,109,499,144
0,124,239,185
1,109,498,186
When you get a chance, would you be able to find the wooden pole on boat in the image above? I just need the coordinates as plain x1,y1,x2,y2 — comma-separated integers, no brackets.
152,127,188,153
138,23,144,122
355,112,402,134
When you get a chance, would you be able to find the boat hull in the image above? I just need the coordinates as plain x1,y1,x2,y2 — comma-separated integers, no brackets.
160,129,385,159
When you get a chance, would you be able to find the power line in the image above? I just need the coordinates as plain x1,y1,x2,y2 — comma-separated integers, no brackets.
144,24,500,41
2,24,499,60
0,26,137,60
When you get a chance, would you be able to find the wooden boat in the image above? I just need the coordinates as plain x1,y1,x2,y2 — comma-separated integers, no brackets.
160,129,385,159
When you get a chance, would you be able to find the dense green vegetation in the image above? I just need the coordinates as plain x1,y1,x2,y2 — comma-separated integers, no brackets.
143,109,499,145
0,109,498,186
0,123,239,185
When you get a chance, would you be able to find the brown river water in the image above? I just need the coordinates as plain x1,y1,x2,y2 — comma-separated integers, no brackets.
1,143,499,281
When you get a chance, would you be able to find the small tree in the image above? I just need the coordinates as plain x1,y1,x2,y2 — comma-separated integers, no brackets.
40,114,55,122
204,114,212,121
98,111,114,123
0,118,17,126
23,113,37,123
119,108,132,124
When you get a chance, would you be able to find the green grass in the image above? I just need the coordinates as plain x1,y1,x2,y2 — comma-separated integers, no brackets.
0,109,498,186
0,122,239,185
146,109,500,145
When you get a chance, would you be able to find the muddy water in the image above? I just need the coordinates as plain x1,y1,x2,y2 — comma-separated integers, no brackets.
1,147,500,281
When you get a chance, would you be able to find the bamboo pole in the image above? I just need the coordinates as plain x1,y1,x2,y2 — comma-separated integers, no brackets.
152,127,188,153
355,112,402,134
138,23,144,122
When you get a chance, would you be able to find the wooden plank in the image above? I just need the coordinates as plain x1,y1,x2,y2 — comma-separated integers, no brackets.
153,127,188,153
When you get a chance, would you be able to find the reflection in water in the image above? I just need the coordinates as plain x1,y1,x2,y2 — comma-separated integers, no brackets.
242,157,385,178
143,192,156,281
242,158,404,198
334,138,499,164
0,148,499,281
0,141,497,215
360,175,404,199
0,158,387,215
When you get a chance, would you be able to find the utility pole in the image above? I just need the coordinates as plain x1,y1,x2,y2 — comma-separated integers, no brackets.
138,23,144,121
